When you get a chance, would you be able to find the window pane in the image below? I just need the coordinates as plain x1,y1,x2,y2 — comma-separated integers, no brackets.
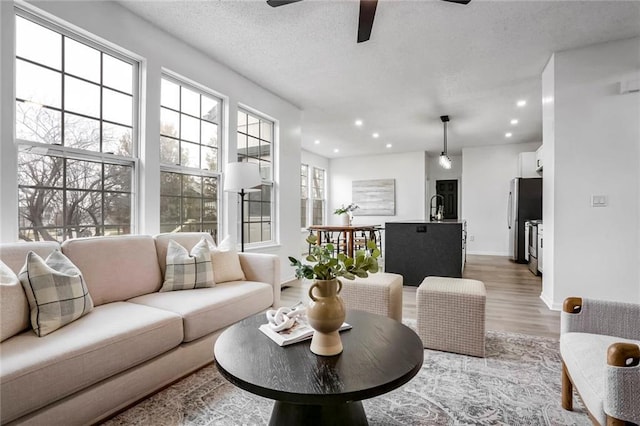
103,89,132,126
16,17,61,70
103,54,133,94
181,141,200,168
103,123,132,156
160,172,181,196
66,159,101,190
160,107,179,137
65,38,100,83
237,111,247,132
104,193,131,225
160,196,180,223
17,153,63,188
104,164,132,192
183,198,202,223
201,146,217,171
262,223,271,242
201,121,217,147
182,174,202,196
64,113,100,152
16,101,62,145
201,96,218,122
18,187,63,231
160,136,179,165
67,190,102,226
181,114,199,143
161,78,180,109
301,199,307,228
65,75,100,118
260,121,273,142
181,86,200,117
16,60,61,108
247,115,259,137
203,177,217,197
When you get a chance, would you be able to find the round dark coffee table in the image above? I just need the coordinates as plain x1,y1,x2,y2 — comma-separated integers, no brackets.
214,310,424,426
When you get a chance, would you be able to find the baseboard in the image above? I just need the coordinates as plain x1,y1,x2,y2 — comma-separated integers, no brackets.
280,276,300,288
539,292,561,311
466,250,510,256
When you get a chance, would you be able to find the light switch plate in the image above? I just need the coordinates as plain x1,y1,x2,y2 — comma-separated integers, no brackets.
591,195,607,207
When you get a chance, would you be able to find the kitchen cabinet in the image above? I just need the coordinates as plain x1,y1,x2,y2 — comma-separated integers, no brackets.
385,220,466,285
518,152,539,178
535,145,543,171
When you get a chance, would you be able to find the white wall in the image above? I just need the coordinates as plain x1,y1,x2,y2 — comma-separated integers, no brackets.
329,151,426,226
0,1,303,283
544,37,640,308
426,154,462,220
462,142,541,255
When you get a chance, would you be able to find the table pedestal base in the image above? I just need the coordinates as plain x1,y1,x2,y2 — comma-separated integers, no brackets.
269,400,367,426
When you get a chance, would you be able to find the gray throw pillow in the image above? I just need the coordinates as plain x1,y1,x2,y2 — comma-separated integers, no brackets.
160,238,214,292
18,250,94,337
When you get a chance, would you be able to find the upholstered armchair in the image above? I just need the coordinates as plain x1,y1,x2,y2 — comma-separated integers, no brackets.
560,297,640,425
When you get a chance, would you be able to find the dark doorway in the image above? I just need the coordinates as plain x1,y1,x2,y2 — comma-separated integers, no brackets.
436,179,458,220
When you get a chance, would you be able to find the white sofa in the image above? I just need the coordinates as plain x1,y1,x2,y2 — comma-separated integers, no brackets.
0,232,280,425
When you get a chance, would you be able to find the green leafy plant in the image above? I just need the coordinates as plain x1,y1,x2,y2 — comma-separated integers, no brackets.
288,235,380,281
333,203,359,215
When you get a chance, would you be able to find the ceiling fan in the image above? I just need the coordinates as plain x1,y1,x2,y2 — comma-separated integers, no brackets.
266,0,471,43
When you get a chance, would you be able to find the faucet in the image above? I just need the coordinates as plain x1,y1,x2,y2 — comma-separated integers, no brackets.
430,194,445,221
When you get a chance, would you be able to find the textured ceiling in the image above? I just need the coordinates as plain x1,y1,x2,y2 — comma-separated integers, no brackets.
119,0,640,158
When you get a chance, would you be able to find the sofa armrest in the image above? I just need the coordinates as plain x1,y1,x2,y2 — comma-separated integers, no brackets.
605,342,640,424
561,297,640,340
238,253,280,308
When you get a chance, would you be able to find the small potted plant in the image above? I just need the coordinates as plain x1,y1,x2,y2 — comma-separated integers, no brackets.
334,203,359,226
288,235,380,356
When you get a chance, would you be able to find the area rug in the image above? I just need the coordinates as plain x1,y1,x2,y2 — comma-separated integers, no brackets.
104,330,590,426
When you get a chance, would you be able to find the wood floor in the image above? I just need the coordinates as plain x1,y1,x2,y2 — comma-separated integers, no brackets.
281,254,561,339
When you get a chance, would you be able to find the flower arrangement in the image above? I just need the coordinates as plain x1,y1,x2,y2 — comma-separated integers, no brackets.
334,203,359,215
288,235,380,281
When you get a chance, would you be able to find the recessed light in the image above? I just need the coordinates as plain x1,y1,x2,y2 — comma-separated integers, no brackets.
510,119,519,125
355,119,363,126
386,143,392,148
314,140,320,144
372,133,379,138
516,100,527,107
333,148,339,153
505,132,513,138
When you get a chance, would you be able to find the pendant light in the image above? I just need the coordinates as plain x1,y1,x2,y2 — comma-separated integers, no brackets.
439,115,452,169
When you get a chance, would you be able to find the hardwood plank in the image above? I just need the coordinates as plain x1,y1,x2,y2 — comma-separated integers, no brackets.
281,254,560,339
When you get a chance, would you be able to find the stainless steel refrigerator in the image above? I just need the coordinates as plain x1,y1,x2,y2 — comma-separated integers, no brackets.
508,178,542,263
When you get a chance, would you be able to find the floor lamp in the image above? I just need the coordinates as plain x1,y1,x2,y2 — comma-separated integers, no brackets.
223,162,261,252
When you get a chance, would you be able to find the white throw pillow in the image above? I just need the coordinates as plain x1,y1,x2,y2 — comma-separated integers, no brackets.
0,260,30,341
160,238,214,292
18,250,94,337
209,236,246,283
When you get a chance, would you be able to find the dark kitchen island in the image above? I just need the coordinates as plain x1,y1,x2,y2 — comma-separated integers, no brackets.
384,220,466,286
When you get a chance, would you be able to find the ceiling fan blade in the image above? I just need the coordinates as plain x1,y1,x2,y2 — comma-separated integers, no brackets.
266,0,303,7
357,0,378,43
441,0,471,4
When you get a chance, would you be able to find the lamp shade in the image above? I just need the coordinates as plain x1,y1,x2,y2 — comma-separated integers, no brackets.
224,162,262,192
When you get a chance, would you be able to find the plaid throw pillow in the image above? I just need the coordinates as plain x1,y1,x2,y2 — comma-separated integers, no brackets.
18,250,94,337
160,238,214,292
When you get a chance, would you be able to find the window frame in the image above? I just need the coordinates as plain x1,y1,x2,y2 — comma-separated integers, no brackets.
14,8,140,241
300,163,309,230
311,166,326,226
159,71,223,240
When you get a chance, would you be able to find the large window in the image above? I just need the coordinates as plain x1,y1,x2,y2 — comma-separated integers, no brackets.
237,109,274,245
15,13,137,241
300,164,309,228
159,75,221,239
311,167,325,225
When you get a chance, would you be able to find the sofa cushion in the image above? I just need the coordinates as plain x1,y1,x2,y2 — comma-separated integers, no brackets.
0,261,29,342
0,301,183,424
128,281,273,342
0,241,60,275
18,250,94,337
560,332,640,425
160,238,214,292
61,235,162,306
154,232,216,278
209,236,245,283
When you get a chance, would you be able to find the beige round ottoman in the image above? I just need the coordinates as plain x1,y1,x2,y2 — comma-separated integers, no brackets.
417,276,486,357
340,272,403,321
